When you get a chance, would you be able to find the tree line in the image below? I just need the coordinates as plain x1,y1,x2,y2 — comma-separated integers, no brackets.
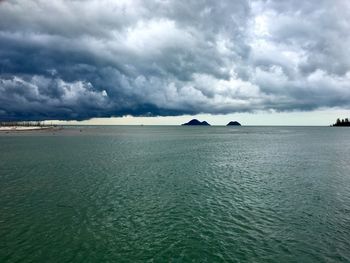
0,121,44,127
333,118,350,127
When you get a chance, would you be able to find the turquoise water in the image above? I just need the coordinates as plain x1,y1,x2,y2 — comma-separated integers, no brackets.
1,126,350,262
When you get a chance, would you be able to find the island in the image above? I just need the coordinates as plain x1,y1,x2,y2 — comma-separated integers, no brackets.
227,121,241,126
333,118,350,127
182,119,211,126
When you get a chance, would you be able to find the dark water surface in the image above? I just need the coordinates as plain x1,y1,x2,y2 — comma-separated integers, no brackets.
1,126,350,262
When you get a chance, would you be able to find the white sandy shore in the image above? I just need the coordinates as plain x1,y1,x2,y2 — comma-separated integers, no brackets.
0,126,54,131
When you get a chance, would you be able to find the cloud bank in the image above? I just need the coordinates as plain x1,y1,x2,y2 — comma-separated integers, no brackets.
0,0,350,120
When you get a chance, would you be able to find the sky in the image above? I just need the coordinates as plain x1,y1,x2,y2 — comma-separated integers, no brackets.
0,0,350,125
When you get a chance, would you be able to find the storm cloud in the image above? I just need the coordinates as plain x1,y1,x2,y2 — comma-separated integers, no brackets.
0,0,350,120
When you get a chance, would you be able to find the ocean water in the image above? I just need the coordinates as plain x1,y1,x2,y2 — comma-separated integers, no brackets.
1,126,350,262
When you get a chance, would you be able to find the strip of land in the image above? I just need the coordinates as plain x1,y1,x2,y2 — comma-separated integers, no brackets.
0,126,55,131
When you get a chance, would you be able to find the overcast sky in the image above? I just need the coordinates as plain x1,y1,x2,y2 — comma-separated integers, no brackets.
0,0,349,124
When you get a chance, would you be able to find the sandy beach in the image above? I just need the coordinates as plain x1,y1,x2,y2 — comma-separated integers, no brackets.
0,126,56,132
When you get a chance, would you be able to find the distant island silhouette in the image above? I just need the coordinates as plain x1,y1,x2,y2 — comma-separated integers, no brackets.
182,119,211,126
333,118,350,127
227,121,241,126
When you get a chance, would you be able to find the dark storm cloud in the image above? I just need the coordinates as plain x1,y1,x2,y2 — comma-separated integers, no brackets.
0,0,350,120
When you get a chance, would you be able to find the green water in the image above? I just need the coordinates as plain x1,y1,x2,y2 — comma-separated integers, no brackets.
1,126,350,262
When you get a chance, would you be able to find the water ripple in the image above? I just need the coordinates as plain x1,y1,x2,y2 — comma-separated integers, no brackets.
1,126,350,262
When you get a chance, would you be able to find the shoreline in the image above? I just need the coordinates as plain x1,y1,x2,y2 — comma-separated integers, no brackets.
0,126,59,132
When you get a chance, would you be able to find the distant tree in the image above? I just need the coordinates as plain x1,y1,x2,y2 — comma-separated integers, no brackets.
334,117,350,126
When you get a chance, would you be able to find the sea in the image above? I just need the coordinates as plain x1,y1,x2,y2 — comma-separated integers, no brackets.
1,126,350,262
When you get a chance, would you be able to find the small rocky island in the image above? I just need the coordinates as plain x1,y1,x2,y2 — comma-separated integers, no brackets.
182,119,211,126
333,118,350,127
227,121,241,126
